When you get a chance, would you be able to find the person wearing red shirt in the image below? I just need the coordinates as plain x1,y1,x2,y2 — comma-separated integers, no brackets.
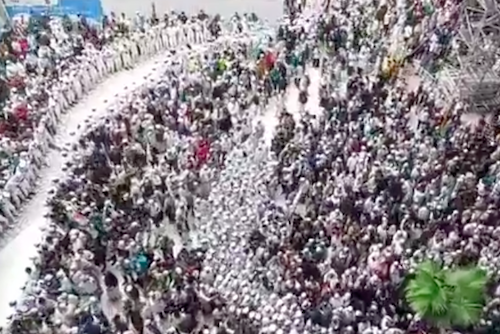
14,103,29,123
17,38,29,59
264,51,276,70
195,138,210,168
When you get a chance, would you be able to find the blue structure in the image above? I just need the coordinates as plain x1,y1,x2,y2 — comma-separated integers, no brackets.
4,0,103,22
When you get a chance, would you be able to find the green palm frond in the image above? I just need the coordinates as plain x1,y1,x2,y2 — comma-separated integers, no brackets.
405,261,488,329
448,298,484,327
405,261,449,321
445,267,487,327
446,267,488,299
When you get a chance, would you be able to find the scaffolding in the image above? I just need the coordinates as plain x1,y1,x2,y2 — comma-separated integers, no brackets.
441,0,500,113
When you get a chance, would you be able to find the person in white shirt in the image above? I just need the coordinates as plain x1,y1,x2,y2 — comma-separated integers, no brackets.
120,40,133,70
0,192,16,224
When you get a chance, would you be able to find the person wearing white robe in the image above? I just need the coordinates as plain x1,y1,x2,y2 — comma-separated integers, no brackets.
37,45,53,75
10,168,29,204
113,43,124,71
78,64,92,93
171,27,181,47
121,40,133,69
55,80,69,110
144,31,154,56
17,151,36,192
105,48,116,75
28,140,43,177
70,69,84,100
153,27,163,52
186,24,195,44
129,35,140,61
93,51,107,80
0,192,16,224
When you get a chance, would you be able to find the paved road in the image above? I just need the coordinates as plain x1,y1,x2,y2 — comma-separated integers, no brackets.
101,0,284,23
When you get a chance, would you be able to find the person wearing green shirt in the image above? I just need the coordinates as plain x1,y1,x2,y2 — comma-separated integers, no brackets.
291,52,300,68
180,89,187,102
90,213,105,238
252,47,263,59
270,67,281,89
217,58,227,73
423,1,434,16
9,154,19,175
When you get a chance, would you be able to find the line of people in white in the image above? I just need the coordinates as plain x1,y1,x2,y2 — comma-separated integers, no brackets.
5,15,273,334
0,17,212,236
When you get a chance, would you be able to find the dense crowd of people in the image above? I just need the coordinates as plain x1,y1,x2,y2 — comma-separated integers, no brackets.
0,12,214,238
2,0,500,334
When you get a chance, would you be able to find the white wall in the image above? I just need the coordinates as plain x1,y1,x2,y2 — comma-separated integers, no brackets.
100,0,284,24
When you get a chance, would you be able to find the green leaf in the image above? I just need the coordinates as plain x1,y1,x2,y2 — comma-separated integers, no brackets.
448,298,483,327
405,261,488,329
406,262,449,318
446,267,487,295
